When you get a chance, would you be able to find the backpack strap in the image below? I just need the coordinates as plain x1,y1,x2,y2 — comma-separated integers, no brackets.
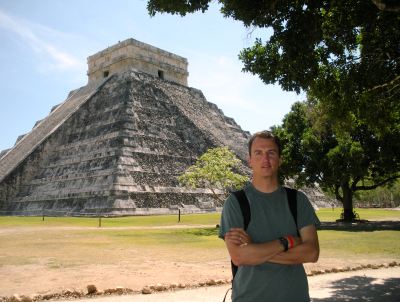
229,189,251,281
284,187,299,236
232,189,251,230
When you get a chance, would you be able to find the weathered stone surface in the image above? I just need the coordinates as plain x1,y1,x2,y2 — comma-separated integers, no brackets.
0,61,249,215
0,39,331,216
141,287,152,295
0,149,10,160
86,284,97,295
87,38,189,86
0,78,111,184
285,179,337,210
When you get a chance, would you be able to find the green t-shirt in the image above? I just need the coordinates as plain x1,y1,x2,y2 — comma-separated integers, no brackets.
219,183,320,302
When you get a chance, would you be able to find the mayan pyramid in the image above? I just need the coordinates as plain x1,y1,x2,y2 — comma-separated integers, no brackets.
0,38,251,216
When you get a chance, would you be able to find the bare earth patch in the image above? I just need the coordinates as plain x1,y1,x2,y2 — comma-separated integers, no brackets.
0,256,391,297
0,222,399,298
1,250,397,297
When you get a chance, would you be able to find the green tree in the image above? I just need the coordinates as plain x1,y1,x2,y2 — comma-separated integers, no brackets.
147,0,399,132
147,0,400,221
355,179,400,207
275,101,400,221
178,147,249,204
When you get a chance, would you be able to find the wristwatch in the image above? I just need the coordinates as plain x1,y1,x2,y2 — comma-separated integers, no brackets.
279,237,289,252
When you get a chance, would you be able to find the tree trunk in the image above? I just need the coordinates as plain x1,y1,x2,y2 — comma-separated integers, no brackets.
210,188,225,205
342,184,355,222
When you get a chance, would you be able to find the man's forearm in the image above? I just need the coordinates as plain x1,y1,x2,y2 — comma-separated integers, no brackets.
269,225,320,265
268,241,319,265
225,228,302,266
228,239,284,266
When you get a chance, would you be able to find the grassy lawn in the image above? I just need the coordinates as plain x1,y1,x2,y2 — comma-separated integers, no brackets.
0,208,398,229
0,212,222,228
0,224,225,268
317,208,400,222
0,209,399,270
318,230,400,259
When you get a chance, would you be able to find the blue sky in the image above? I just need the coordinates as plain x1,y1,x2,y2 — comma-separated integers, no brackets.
0,0,302,152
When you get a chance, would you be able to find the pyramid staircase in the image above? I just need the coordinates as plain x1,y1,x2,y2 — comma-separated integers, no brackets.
0,77,112,183
0,70,249,215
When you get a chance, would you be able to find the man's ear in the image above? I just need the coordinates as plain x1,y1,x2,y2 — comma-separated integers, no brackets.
247,155,252,168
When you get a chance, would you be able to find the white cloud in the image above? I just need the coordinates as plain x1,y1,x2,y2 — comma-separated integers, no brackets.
0,9,83,71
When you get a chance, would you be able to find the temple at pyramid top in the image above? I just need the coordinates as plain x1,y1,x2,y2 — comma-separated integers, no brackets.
0,38,332,216
87,38,189,86
0,37,253,216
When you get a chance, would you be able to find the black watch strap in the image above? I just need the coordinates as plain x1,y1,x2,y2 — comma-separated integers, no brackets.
279,237,289,252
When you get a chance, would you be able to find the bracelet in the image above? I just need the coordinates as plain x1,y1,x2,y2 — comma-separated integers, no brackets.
279,237,289,252
286,235,295,249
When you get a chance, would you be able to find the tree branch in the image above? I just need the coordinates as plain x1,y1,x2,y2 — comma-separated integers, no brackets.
335,184,343,202
351,177,362,191
355,175,400,191
367,74,400,93
371,0,400,12
210,187,224,205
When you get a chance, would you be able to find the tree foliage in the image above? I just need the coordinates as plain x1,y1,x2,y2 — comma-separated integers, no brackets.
148,0,400,220
355,179,400,207
178,147,249,203
147,0,399,130
274,100,400,221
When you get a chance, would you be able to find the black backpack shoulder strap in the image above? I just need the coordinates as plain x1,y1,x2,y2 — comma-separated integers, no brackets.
232,189,251,230
229,189,251,282
284,187,299,236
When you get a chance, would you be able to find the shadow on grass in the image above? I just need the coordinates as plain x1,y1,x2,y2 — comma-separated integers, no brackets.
312,275,400,302
183,228,219,237
318,221,400,232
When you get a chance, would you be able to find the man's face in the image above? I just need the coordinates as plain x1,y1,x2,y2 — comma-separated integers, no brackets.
248,137,281,179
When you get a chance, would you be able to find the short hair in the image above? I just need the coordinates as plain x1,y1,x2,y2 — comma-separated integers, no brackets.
248,130,282,156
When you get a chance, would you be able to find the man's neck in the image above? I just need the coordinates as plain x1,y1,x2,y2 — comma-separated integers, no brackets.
252,177,280,193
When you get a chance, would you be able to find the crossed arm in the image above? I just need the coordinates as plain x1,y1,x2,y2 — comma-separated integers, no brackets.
224,225,319,266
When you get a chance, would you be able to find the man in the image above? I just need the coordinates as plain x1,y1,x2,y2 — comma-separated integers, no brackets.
219,130,320,301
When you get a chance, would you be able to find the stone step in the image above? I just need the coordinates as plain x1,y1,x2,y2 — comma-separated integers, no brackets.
0,76,113,182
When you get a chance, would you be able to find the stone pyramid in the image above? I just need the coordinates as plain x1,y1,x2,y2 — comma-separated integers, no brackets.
0,39,250,216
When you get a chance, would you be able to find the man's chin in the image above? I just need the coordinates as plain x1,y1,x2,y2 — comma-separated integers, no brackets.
257,173,276,178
